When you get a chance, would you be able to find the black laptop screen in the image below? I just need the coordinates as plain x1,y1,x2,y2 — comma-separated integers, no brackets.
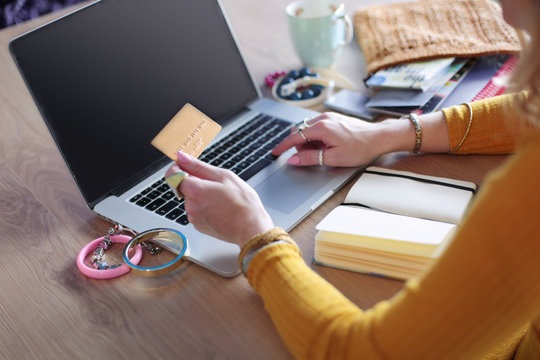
10,0,259,207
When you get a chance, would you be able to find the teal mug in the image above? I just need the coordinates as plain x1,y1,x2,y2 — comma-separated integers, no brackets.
286,1,353,69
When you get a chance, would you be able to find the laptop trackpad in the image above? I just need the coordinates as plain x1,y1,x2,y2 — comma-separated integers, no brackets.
254,166,334,214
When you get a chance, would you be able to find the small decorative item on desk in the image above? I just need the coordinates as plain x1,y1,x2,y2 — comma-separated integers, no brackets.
270,67,334,107
77,225,144,279
77,224,193,279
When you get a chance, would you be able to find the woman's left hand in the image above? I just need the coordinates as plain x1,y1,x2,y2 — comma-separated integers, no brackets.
165,151,275,247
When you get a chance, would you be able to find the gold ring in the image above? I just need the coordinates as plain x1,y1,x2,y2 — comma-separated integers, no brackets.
318,149,324,166
123,228,189,277
298,128,310,142
165,170,188,199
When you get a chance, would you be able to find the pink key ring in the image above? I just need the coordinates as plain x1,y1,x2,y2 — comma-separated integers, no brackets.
77,234,143,279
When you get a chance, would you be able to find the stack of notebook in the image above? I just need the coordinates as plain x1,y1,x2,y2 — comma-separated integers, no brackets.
313,167,478,280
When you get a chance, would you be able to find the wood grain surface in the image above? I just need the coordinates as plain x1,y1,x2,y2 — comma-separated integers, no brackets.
0,1,507,358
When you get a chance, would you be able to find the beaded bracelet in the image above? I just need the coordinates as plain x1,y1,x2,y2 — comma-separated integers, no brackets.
405,113,423,153
238,227,300,276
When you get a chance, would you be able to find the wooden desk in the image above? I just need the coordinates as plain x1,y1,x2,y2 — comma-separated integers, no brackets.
0,1,507,358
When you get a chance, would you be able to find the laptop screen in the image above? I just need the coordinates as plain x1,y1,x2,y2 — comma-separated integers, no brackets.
10,0,259,207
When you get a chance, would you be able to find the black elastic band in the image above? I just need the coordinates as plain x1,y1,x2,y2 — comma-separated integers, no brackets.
364,169,478,194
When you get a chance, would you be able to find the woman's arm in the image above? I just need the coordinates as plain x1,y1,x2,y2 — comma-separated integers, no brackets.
171,141,540,359
443,92,527,154
271,92,527,167
247,134,540,359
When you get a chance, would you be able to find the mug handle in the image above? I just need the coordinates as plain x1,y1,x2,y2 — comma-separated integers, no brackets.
337,14,353,46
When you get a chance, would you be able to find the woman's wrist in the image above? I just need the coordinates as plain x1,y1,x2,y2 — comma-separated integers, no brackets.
377,111,450,154
377,118,418,153
238,227,300,276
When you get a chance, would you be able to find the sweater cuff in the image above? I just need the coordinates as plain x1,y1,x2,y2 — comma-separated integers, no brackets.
441,93,525,154
238,227,300,276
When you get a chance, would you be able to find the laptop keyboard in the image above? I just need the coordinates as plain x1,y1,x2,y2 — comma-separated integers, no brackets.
128,113,292,226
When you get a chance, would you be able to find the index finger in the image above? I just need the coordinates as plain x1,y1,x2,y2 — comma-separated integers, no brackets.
175,151,226,182
271,124,326,156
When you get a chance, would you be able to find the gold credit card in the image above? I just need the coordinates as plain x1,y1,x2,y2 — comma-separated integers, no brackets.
151,103,221,160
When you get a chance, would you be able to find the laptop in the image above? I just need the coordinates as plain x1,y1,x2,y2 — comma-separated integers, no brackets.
9,0,358,277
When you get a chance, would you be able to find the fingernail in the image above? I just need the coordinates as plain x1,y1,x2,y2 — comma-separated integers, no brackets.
287,155,300,165
177,151,191,164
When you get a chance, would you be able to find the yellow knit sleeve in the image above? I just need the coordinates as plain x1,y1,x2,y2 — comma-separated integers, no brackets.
246,130,540,360
441,92,528,154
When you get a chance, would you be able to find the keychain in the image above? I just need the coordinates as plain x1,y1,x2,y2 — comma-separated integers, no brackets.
76,224,162,279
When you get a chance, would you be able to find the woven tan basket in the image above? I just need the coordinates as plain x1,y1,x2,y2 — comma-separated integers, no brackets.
354,0,521,74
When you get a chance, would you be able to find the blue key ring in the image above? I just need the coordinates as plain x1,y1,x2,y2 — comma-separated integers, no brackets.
123,228,189,277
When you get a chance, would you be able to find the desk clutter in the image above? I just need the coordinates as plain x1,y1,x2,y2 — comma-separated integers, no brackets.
353,0,520,75
322,0,521,120
76,225,190,279
362,54,518,117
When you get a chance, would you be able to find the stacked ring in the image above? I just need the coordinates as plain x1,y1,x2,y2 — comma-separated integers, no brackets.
296,118,311,131
123,228,189,277
77,234,143,279
318,150,325,166
298,128,309,142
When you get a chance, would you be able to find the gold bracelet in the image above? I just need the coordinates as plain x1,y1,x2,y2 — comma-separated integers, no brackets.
402,113,422,153
238,227,299,276
451,103,473,153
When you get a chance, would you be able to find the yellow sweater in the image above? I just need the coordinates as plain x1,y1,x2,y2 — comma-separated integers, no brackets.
245,93,540,359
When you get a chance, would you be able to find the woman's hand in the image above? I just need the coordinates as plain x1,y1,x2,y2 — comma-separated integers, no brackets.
165,151,274,247
271,112,415,167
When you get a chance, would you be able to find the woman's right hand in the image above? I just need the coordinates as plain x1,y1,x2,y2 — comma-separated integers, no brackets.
271,112,415,167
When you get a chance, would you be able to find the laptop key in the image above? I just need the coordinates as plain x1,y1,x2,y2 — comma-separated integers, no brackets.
136,197,151,207
237,161,251,169
246,155,258,163
146,190,161,200
161,191,175,200
166,208,183,220
211,158,223,166
156,184,170,192
239,159,272,181
156,200,177,215
176,214,189,225
146,198,165,211
223,161,235,169
254,149,266,156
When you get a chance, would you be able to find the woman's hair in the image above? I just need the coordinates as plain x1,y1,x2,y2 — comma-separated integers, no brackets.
509,21,540,127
